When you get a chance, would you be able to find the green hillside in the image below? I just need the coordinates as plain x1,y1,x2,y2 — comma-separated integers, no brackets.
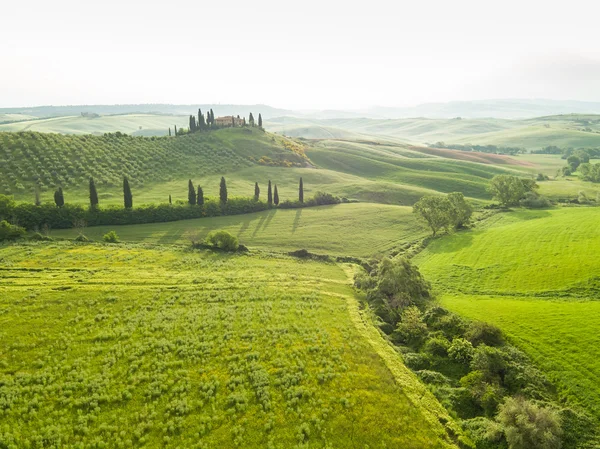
0,113,38,124
414,208,600,424
0,114,188,136
49,203,428,257
0,243,461,448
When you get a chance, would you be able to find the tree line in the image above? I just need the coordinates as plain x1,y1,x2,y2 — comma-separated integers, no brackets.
169,110,263,136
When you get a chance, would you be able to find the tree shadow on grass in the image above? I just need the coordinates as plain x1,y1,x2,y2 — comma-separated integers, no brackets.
157,227,185,244
237,217,251,238
292,209,302,234
425,230,475,254
252,212,268,237
262,209,277,231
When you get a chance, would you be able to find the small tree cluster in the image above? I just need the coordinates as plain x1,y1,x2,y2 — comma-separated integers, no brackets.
413,192,473,236
488,175,538,207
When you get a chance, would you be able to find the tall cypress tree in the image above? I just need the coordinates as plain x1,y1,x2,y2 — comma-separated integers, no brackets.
188,179,196,205
299,177,304,203
267,180,272,206
123,177,133,209
89,177,99,209
249,113,254,127
198,109,203,129
254,182,260,201
169,194,172,205
219,177,228,204
274,184,279,206
168,127,172,137
258,113,263,128
54,187,64,207
197,186,204,205
174,125,178,136
34,189,41,206
210,109,215,125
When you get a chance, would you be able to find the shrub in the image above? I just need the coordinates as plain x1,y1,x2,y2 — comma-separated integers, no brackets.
205,230,239,252
0,220,26,241
449,338,475,365
393,306,429,347
423,337,450,357
466,322,504,347
520,192,551,209
74,234,90,242
103,231,120,243
495,397,562,449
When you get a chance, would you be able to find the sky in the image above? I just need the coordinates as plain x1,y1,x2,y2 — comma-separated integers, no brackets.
3,0,600,109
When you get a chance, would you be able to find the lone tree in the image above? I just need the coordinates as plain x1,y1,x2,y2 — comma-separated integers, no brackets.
188,179,196,205
413,196,453,236
220,177,228,204
123,177,133,209
299,177,304,203
197,186,204,206
274,185,279,206
254,182,260,201
488,175,538,207
267,180,273,206
54,187,65,208
89,177,99,209
258,113,263,128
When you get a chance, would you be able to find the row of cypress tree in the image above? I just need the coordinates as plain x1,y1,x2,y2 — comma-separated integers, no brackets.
169,110,263,136
58,176,304,210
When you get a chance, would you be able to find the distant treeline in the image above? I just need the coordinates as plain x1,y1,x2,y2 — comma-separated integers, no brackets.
430,142,524,155
531,145,600,158
0,177,342,231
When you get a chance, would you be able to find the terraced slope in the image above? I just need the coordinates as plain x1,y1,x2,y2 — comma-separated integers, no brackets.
0,243,461,448
414,208,600,422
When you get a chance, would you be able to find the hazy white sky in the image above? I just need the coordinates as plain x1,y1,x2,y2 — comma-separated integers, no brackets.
3,0,600,109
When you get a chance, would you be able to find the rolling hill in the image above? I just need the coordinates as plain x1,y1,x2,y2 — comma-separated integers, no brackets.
413,208,600,429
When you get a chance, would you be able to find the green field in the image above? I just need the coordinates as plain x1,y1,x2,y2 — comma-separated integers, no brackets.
49,203,428,257
414,207,600,422
0,243,460,448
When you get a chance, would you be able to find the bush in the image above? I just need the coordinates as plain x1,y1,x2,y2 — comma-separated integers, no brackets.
0,220,26,241
28,232,53,242
466,322,504,347
103,231,120,243
393,306,429,347
520,192,551,209
423,337,450,357
205,230,239,252
448,338,475,365
74,234,90,242
495,397,562,449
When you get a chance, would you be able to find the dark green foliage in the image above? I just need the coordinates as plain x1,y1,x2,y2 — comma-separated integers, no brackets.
197,186,204,206
466,322,504,347
393,306,429,347
123,177,133,209
258,113,263,128
188,179,196,205
274,185,279,206
103,230,119,243
578,162,600,182
219,177,227,204
254,182,260,201
54,187,64,208
267,180,273,206
34,189,41,206
249,112,255,127
168,127,171,136
169,194,172,205
0,220,26,241
413,192,473,236
566,155,580,171
520,192,551,209
355,257,432,328
299,177,304,203
205,230,239,251
488,175,538,206
89,177,99,209
448,338,475,365
0,194,16,219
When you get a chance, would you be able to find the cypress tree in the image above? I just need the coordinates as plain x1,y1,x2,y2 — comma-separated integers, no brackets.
219,177,228,204
89,177,99,209
243,117,247,126
174,125,178,136
169,194,172,205
210,109,215,125
258,113,263,128
198,109,203,129
299,177,304,203
267,180,272,206
254,182,260,201
189,115,193,132
188,179,196,205
54,187,64,207
274,184,279,206
197,186,204,205
249,112,254,127
123,177,133,209
168,127,171,136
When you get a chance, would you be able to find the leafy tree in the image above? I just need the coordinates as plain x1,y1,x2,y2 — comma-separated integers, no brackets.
299,177,304,203
447,192,472,229
89,177,99,209
219,177,228,204
54,187,65,208
354,257,432,328
494,397,562,449
274,185,279,205
413,195,452,236
567,155,581,171
123,177,133,209
466,321,504,347
254,182,260,201
197,186,204,205
267,180,273,206
0,220,26,241
258,113,263,128
393,306,429,347
188,179,196,205
488,175,538,207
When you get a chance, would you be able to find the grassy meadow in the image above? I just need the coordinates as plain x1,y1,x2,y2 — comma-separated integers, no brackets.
0,242,460,449
414,207,600,423
49,203,429,257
